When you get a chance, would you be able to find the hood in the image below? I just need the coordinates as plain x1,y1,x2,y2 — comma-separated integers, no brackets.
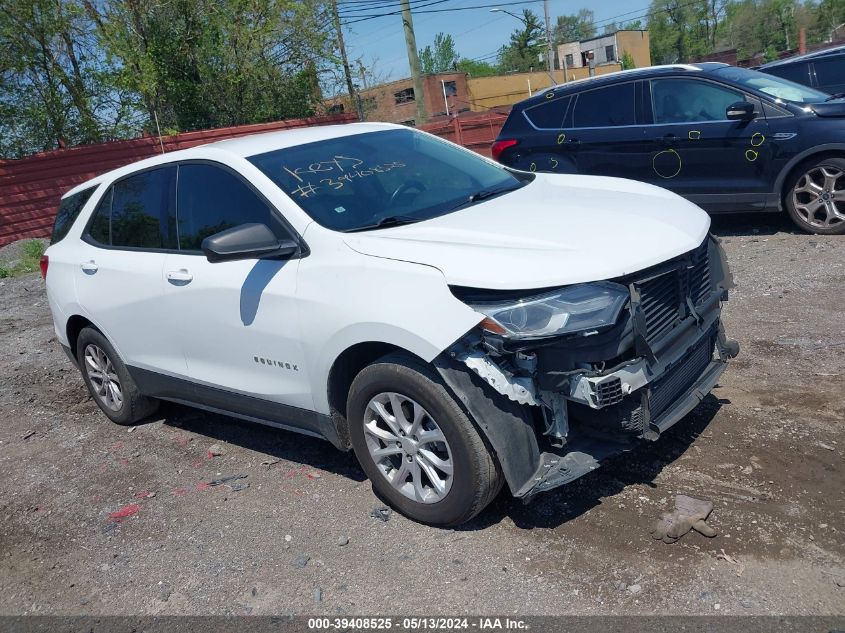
810,101,845,118
343,174,710,290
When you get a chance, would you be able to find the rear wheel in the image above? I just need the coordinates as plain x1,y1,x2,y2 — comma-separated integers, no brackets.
76,327,158,425
347,353,502,526
785,157,845,234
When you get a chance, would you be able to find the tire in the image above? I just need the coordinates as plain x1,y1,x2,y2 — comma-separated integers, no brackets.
784,156,845,235
76,326,159,425
347,352,502,526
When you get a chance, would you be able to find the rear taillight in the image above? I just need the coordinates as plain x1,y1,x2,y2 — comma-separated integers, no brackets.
39,255,49,280
491,139,518,162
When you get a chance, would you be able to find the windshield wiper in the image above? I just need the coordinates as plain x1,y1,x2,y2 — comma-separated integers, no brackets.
444,184,524,213
824,92,845,102
344,215,422,233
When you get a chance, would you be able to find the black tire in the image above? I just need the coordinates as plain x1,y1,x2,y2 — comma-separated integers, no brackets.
784,156,845,235
347,352,502,526
76,326,158,425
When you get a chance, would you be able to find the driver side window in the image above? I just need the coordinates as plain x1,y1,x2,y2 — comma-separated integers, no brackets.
651,78,743,124
176,163,287,251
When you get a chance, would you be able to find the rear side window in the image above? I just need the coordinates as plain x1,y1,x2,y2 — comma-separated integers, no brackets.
111,167,176,249
176,163,280,251
572,83,636,128
523,97,570,129
765,63,812,87
85,166,177,249
51,186,96,244
814,58,845,93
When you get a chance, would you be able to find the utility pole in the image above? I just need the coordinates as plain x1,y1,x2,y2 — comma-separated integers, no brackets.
330,0,364,121
400,0,427,125
543,0,555,77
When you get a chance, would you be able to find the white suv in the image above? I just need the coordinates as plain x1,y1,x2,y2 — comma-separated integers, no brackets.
43,123,738,526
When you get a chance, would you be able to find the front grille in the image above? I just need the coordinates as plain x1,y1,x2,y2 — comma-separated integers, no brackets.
649,329,715,419
635,240,713,347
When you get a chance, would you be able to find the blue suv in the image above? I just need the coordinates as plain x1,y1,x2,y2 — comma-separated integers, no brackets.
493,63,845,234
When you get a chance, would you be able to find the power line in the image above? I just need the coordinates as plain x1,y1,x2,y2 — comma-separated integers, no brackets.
343,0,542,24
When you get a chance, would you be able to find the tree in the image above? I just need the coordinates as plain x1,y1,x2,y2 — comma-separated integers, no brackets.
498,9,544,73
418,32,459,74
0,0,132,157
552,9,595,44
85,0,331,133
455,58,498,77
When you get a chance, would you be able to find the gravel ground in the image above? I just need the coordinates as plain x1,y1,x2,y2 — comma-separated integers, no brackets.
0,213,843,616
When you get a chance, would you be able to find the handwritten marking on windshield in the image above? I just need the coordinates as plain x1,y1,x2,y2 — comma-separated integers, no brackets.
283,155,366,183
285,158,407,198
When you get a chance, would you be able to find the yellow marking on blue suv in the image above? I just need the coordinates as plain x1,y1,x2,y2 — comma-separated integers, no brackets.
688,130,701,140
751,132,765,147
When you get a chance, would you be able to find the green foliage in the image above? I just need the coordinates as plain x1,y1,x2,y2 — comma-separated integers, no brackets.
497,9,545,73
622,51,637,70
552,9,596,44
0,240,46,278
1,0,333,158
647,0,842,64
419,33,459,74
455,58,499,77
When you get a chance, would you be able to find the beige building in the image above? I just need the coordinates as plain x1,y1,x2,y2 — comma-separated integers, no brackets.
558,30,651,70
325,72,470,126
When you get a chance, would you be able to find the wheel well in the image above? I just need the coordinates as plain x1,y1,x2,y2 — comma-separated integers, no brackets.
780,150,845,206
327,342,400,422
66,315,95,355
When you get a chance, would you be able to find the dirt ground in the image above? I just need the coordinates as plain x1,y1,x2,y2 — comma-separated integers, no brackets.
0,212,843,616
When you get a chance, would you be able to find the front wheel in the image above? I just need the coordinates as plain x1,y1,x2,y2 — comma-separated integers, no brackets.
785,157,845,234
347,353,502,526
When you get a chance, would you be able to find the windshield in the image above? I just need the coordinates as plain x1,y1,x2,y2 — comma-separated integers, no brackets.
712,66,830,104
248,128,527,232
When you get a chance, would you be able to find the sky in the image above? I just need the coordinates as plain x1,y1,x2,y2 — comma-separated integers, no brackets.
340,0,649,82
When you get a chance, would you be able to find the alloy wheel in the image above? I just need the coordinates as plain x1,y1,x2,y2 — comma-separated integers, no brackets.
84,344,123,412
792,165,845,229
363,392,453,504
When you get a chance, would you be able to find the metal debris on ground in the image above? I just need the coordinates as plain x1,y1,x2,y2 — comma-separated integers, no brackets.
370,506,392,522
206,473,249,492
21,430,35,440
651,494,717,544
293,556,310,568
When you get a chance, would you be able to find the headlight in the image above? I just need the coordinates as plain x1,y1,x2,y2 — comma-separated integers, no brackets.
471,282,629,339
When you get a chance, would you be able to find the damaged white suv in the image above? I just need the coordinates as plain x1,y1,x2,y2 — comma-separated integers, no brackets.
44,123,738,526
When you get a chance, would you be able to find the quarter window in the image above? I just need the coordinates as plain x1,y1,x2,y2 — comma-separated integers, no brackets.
51,186,96,244
572,83,636,127
176,163,280,251
651,78,743,124
524,97,570,128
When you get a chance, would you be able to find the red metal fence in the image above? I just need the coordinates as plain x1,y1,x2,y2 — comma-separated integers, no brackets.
0,111,505,247
420,114,507,158
0,114,356,247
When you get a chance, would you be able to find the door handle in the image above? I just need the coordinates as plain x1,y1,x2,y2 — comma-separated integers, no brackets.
565,138,581,147
656,134,678,145
166,269,193,284
80,261,98,274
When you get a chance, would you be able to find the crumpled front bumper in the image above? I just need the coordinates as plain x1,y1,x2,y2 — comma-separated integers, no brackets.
514,325,734,497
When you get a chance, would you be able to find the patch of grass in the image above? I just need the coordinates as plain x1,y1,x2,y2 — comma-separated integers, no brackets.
0,239,46,278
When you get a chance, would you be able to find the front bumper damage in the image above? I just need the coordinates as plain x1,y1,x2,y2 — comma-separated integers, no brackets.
437,235,739,499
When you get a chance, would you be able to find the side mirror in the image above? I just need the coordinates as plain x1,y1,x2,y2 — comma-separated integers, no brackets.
201,223,299,263
726,101,756,121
